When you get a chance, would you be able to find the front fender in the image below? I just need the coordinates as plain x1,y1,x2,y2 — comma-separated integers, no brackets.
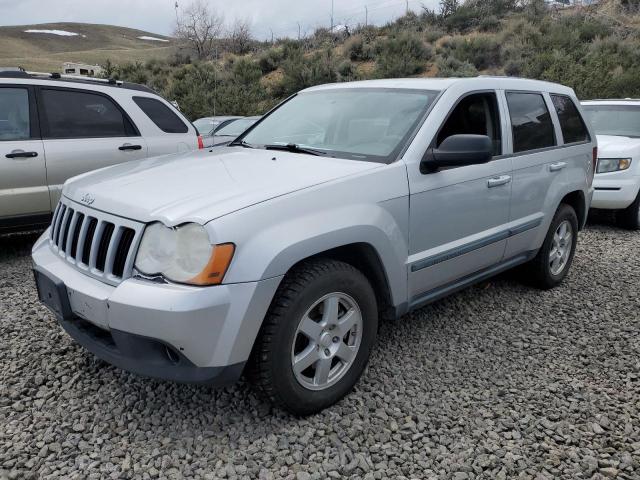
224,201,408,308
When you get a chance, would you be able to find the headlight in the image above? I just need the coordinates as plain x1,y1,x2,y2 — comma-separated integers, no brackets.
597,158,631,174
135,222,235,286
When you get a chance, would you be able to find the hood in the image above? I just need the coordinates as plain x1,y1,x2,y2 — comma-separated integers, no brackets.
596,135,640,157
63,147,380,225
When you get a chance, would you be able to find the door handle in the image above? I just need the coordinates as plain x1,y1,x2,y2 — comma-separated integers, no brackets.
549,162,567,172
487,175,511,188
118,144,142,151
6,150,38,159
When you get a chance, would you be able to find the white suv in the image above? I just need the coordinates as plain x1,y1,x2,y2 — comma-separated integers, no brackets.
582,99,640,229
0,70,202,233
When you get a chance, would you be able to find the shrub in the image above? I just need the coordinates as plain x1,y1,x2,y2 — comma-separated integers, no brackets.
375,33,433,77
343,35,375,62
258,47,284,74
436,57,478,77
441,35,501,70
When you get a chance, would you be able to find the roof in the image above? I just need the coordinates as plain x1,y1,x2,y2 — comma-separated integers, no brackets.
0,69,155,94
303,76,575,95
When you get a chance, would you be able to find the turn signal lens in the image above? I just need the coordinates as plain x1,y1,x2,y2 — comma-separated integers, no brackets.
188,243,235,286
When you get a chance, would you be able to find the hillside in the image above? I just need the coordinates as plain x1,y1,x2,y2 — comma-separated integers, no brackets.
0,22,178,72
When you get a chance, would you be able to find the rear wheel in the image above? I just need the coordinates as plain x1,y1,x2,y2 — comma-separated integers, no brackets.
616,191,640,230
249,259,378,416
523,204,578,289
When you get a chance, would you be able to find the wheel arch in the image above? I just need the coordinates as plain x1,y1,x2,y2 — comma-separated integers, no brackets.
287,242,397,321
559,190,587,229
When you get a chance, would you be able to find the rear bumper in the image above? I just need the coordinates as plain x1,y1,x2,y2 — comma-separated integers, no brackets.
591,174,640,209
32,230,282,385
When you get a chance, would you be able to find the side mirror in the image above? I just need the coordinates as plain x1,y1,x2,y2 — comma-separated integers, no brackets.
420,134,493,173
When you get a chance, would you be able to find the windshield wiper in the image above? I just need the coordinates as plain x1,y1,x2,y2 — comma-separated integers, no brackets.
264,143,327,156
229,139,255,148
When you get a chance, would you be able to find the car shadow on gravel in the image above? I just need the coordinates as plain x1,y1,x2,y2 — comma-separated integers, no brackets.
0,231,42,261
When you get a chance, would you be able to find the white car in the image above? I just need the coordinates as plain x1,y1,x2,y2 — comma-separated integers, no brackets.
0,69,202,233
582,99,640,229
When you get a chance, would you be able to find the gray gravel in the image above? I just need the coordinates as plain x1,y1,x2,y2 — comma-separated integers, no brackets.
1,217,639,480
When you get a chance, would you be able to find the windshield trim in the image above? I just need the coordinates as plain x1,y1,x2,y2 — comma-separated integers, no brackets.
230,87,441,164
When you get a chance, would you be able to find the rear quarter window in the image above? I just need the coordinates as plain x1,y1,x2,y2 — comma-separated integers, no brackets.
550,94,590,144
133,97,188,134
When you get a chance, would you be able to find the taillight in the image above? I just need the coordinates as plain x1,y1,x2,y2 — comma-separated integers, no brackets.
592,146,598,171
197,135,204,150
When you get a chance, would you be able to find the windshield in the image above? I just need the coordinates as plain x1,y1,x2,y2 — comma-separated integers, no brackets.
238,88,439,163
216,118,258,137
193,118,219,135
583,105,640,138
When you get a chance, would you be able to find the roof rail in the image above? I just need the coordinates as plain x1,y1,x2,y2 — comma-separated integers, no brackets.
0,68,155,94
24,70,124,86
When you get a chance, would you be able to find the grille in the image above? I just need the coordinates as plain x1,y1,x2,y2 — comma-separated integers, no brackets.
49,198,145,285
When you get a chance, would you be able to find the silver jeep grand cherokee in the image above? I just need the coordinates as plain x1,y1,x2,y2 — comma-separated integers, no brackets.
33,77,596,415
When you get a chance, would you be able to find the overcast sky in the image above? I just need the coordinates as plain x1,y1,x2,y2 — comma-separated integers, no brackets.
0,0,440,39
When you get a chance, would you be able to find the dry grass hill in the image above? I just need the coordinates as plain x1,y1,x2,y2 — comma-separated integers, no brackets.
0,22,178,72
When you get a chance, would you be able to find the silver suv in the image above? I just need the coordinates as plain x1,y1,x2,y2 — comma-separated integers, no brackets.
0,70,201,233
32,77,596,415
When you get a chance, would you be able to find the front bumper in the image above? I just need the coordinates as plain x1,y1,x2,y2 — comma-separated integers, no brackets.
32,231,282,385
591,174,640,210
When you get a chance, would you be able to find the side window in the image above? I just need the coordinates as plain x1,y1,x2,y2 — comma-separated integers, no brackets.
133,97,188,134
437,92,502,157
0,88,31,141
551,94,590,144
41,89,134,139
506,92,556,153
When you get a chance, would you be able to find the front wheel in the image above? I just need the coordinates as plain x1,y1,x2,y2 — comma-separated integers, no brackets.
249,259,378,416
524,203,579,290
616,191,640,230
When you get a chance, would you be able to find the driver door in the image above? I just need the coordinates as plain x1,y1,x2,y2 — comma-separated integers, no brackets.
407,91,513,307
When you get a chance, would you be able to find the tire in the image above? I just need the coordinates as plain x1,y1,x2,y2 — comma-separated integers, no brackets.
616,191,640,230
523,203,579,290
249,258,378,416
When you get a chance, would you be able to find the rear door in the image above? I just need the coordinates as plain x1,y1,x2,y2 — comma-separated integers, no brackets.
504,91,587,258
38,87,148,205
0,85,49,223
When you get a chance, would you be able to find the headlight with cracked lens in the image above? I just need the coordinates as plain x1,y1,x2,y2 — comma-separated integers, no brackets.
135,222,235,286
597,158,631,174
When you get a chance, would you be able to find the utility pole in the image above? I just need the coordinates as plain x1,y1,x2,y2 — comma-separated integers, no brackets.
297,21,301,40
270,28,274,44
330,0,334,31
174,1,179,25
406,0,409,14
365,5,368,26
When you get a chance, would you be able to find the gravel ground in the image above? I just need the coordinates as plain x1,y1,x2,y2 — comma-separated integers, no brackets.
1,217,639,480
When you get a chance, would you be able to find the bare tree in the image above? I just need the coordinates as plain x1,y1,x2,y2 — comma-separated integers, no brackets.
230,18,253,55
174,0,224,60
440,0,460,17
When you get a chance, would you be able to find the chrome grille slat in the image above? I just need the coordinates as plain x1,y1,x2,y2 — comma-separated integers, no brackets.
103,226,123,276
64,211,80,257
88,220,106,269
48,198,145,286
50,203,62,240
59,208,74,254
52,204,66,247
